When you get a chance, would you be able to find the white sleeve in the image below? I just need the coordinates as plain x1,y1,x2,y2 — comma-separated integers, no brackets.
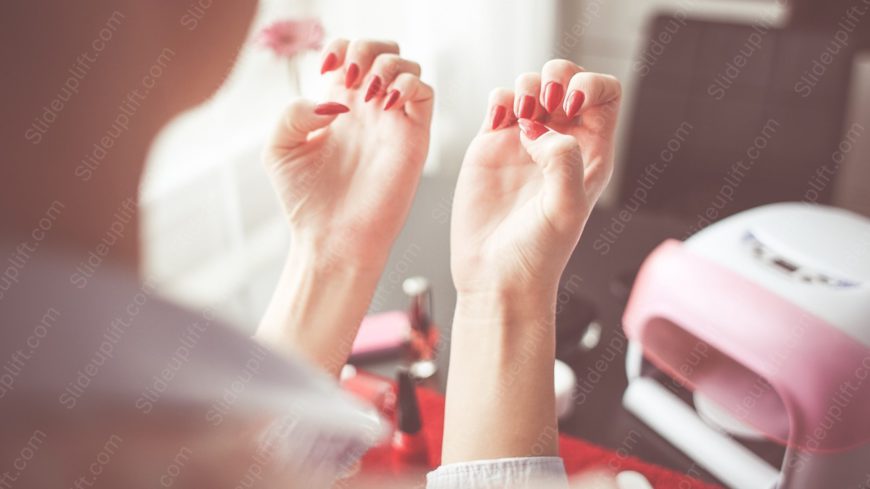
0,257,387,489
426,457,569,489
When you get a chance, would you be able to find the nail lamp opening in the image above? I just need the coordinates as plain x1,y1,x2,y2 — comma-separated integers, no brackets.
621,203,870,489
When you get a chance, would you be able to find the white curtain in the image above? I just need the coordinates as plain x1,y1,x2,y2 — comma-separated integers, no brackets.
309,0,557,172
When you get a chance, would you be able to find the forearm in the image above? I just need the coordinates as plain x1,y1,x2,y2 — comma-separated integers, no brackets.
256,241,383,377
442,290,559,464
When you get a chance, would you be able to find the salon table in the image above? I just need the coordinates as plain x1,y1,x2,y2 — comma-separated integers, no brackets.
357,174,747,486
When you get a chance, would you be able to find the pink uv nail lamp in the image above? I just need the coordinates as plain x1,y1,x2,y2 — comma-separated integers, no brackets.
622,203,870,489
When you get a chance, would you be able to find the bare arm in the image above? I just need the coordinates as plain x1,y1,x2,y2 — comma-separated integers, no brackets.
443,60,621,462
443,292,559,461
254,38,433,376
256,246,383,376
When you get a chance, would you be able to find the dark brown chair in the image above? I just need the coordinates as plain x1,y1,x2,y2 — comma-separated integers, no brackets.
618,14,855,222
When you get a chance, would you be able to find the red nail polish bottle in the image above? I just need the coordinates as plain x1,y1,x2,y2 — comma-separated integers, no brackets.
403,277,438,379
392,368,429,469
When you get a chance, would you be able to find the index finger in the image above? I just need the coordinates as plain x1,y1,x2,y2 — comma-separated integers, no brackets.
540,59,584,116
566,72,622,134
320,38,350,74
343,39,401,89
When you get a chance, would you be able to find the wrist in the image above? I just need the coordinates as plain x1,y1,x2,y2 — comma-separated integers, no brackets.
443,290,559,463
454,289,557,330
257,245,383,376
451,290,557,366
288,231,390,276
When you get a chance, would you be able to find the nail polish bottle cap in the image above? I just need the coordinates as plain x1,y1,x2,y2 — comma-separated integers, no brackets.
402,276,430,296
395,368,422,435
403,277,432,335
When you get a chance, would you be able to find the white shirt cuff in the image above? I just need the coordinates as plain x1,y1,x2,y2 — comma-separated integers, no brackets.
426,456,569,489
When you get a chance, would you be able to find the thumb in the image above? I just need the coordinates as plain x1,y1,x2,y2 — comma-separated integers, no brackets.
518,119,586,223
268,98,349,153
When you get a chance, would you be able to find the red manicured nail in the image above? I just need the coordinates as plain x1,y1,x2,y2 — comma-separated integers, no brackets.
365,76,382,102
565,90,585,119
518,118,548,140
314,102,350,115
345,63,360,88
383,89,400,110
321,52,338,74
544,82,564,113
518,95,536,119
491,105,507,130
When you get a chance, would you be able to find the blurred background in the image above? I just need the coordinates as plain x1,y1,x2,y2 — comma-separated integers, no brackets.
139,0,870,329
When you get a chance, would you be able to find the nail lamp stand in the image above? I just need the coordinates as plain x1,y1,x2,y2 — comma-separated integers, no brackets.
621,204,870,489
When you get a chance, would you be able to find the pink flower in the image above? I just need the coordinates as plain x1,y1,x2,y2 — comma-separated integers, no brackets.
255,18,324,58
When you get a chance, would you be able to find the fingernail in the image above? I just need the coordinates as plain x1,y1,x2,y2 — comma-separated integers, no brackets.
314,102,350,115
320,52,338,74
565,90,585,119
345,63,360,88
383,89,400,110
518,95,536,119
544,82,564,113
518,118,548,140
364,76,382,102
491,105,507,130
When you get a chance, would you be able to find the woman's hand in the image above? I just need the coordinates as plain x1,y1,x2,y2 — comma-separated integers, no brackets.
264,38,434,271
443,61,621,463
451,60,620,297
257,40,433,376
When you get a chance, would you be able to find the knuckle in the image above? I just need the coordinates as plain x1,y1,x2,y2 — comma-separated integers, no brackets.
351,40,375,58
516,72,541,85
386,40,401,52
568,71,586,85
395,72,416,85
543,58,576,72
285,98,308,114
328,37,348,49
489,87,512,100
549,136,580,158
373,53,400,71
607,75,623,99
415,81,435,100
